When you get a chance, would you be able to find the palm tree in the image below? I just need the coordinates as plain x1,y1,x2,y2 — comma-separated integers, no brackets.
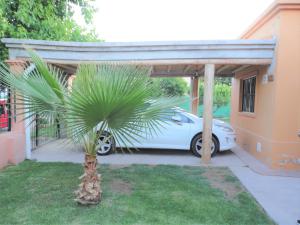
0,51,173,205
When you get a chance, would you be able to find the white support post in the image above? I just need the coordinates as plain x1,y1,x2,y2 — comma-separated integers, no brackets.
25,110,32,159
202,64,215,164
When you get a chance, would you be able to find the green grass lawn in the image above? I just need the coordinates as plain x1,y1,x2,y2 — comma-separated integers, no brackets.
0,161,274,225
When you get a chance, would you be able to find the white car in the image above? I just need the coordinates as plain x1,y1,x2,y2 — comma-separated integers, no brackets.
96,107,236,157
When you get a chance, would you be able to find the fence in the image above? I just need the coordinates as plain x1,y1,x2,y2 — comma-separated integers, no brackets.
30,115,61,150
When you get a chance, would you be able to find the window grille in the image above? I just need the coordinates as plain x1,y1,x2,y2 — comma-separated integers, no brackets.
241,76,256,113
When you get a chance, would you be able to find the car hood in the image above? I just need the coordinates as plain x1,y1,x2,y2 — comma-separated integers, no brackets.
183,112,233,130
212,119,232,128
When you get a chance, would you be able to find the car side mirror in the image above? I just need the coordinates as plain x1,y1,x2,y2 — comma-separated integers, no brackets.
171,115,182,123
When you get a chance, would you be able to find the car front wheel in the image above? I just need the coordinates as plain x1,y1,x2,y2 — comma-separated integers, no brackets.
96,132,115,156
191,134,219,157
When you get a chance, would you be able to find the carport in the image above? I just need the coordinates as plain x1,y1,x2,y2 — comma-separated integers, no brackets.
1,38,276,163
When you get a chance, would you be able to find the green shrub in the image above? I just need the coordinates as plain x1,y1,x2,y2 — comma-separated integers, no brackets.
149,77,188,97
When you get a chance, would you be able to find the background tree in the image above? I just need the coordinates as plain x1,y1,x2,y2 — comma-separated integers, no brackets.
214,77,232,85
0,0,99,60
150,77,188,97
198,77,231,111
213,82,231,110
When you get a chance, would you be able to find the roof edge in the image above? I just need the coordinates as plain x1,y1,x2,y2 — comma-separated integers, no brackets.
1,38,276,48
241,0,300,39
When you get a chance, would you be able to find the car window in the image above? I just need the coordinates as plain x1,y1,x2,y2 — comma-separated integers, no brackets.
159,109,175,121
159,110,193,124
176,112,193,123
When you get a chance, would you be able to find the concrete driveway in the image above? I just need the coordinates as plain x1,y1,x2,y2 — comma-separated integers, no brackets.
32,139,300,225
32,139,245,167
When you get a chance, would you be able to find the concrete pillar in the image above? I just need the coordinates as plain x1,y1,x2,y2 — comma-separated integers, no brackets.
6,60,27,131
4,59,27,163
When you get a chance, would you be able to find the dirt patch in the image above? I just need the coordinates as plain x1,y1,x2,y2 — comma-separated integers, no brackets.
110,179,132,195
202,168,243,200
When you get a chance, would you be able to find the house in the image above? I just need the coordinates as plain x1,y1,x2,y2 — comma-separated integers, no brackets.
0,0,299,170
231,0,300,170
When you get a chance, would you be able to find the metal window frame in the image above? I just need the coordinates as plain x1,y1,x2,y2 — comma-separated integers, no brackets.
241,76,256,113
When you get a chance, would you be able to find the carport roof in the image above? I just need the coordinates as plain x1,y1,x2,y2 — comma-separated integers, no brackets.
1,38,276,76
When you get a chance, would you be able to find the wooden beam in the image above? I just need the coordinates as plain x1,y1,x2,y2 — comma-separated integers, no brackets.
53,63,77,74
232,65,251,73
151,73,191,77
150,72,233,77
215,73,234,77
202,64,215,164
190,76,199,115
183,65,191,75
216,65,231,74
198,65,205,75
183,65,191,73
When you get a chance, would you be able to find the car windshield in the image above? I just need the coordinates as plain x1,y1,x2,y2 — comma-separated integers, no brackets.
159,109,175,121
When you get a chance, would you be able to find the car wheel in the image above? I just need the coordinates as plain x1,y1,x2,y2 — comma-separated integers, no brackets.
191,133,219,157
96,132,115,156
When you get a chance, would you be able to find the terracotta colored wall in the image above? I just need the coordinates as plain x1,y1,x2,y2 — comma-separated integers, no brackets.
0,61,26,169
231,1,300,170
231,67,276,167
0,134,9,169
0,116,26,169
270,9,300,169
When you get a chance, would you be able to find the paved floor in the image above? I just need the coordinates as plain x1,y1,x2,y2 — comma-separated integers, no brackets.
32,139,245,167
32,139,300,225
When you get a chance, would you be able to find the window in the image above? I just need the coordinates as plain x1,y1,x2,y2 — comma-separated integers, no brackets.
159,110,193,123
0,83,11,132
176,112,193,123
241,76,256,113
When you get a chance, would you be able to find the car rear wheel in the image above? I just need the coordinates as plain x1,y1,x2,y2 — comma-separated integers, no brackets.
96,132,115,156
191,134,219,157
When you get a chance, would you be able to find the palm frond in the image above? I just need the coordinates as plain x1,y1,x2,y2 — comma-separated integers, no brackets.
66,63,178,153
0,52,178,156
0,51,67,124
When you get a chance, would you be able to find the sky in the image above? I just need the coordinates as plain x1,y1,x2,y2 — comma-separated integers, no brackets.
75,0,274,42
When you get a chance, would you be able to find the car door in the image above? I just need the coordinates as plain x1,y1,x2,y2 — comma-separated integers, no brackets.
141,110,191,149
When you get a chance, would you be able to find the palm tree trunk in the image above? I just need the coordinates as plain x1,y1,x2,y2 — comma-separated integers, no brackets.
74,154,102,205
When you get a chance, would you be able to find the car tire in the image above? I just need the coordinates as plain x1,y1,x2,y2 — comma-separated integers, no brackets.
96,131,116,156
191,133,219,158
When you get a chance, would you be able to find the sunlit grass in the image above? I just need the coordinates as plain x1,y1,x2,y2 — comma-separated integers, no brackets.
0,161,274,225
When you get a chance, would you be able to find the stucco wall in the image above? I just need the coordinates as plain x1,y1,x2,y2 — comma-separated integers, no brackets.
0,122,26,169
231,67,276,167
270,9,300,169
231,1,300,170
0,61,26,169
